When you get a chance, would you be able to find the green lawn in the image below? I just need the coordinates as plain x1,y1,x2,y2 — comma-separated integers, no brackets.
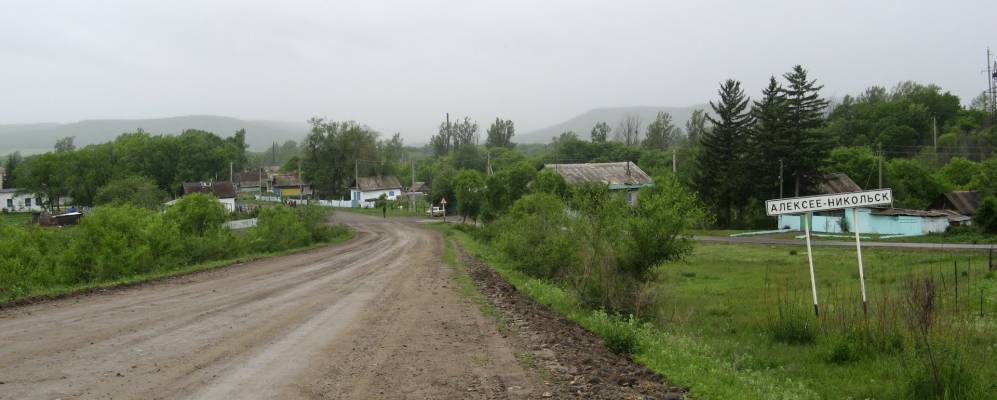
696,228,997,245
437,224,997,399
338,206,430,218
0,212,32,226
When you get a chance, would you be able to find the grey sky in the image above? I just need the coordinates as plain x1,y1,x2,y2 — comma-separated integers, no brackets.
1,0,993,142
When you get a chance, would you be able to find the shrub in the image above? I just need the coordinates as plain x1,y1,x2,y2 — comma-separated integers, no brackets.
164,193,226,236
491,193,576,279
974,196,997,233
770,297,816,345
0,224,57,299
94,176,167,209
254,206,310,252
588,311,642,355
64,205,184,283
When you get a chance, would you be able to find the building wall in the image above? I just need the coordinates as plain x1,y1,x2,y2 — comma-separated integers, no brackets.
778,208,949,236
350,188,401,205
0,192,45,212
219,198,236,212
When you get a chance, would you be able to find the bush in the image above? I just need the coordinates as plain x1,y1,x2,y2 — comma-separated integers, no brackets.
491,193,576,279
94,176,167,209
254,206,310,252
974,196,997,233
64,205,184,283
0,224,57,300
770,298,816,345
164,193,226,236
588,311,642,355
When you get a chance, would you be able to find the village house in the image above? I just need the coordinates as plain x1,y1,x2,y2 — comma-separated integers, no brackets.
543,161,653,205
930,190,980,226
350,176,403,207
178,181,237,212
777,173,951,236
234,170,265,193
268,173,312,200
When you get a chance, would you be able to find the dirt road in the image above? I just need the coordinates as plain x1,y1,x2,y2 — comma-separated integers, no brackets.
0,214,539,399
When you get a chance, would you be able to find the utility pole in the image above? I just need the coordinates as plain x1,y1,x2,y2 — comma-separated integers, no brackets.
298,157,303,201
671,148,677,174
932,116,938,152
486,151,493,176
411,159,416,212
878,142,883,189
229,162,234,183
354,159,359,202
779,159,784,199
988,47,996,125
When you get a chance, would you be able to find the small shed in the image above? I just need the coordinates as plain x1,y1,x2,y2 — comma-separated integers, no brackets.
350,176,403,207
181,181,237,212
234,171,265,193
543,161,653,204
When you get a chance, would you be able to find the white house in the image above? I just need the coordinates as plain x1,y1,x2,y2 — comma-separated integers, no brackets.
1,188,46,212
350,176,403,207
180,181,237,212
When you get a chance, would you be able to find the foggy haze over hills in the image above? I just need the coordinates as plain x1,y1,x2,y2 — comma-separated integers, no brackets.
1,0,994,149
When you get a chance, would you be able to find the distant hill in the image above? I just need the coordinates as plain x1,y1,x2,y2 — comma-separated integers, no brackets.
517,106,708,144
0,115,310,155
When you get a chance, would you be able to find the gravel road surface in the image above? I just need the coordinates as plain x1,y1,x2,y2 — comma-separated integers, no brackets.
0,214,539,399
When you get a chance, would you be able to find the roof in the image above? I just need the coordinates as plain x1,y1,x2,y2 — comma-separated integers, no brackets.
934,209,973,223
234,171,263,184
408,181,430,193
271,174,305,188
870,208,948,218
817,173,862,195
0,188,16,194
932,191,980,215
354,176,403,191
543,162,653,188
182,181,237,199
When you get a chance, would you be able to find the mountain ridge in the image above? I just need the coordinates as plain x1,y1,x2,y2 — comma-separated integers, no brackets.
517,105,708,144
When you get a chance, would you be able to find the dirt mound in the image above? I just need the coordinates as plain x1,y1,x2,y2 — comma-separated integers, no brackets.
457,243,686,399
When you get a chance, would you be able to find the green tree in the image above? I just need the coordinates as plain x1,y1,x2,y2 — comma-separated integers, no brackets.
164,193,226,236
749,77,789,198
885,159,948,209
2,152,23,188
452,169,485,222
825,147,878,189
970,158,997,198
591,121,611,143
696,79,754,226
301,119,382,199
485,118,515,148
625,175,709,279
684,109,708,144
642,112,679,150
531,169,568,198
974,196,997,233
781,65,830,196
481,162,537,222
94,176,167,209
940,157,979,188
54,136,75,153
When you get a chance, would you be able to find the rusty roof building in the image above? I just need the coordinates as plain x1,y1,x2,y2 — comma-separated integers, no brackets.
543,161,653,189
815,173,863,195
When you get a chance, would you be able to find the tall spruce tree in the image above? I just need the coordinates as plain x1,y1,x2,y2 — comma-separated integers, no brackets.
750,76,789,198
696,79,754,226
781,65,829,196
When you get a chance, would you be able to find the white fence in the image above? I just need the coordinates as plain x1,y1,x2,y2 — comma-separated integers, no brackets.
223,218,257,230
253,195,373,209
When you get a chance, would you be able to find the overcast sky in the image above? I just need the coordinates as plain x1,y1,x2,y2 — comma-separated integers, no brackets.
1,0,993,142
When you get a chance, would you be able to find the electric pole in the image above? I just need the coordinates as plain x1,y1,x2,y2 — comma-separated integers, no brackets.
878,142,883,189
779,159,784,199
411,158,416,212
671,148,676,174
932,116,938,152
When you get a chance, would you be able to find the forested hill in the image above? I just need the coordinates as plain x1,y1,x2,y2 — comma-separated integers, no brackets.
0,115,309,154
518,106,707,143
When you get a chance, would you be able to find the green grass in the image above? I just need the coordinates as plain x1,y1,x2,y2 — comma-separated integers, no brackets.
696,227,997,244
338,206,430,218
1,227,354,306
434,223,997,399
0,212,32,226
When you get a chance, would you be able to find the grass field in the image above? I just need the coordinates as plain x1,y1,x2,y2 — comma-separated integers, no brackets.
440,224,997,399
0,212,32,226
696,228,997,245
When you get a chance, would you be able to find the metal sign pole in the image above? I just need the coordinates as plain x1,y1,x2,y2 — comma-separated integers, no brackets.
804,212,820,317
852,208,868,315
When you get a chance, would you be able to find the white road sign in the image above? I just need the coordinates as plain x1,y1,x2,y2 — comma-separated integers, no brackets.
765,189,893,216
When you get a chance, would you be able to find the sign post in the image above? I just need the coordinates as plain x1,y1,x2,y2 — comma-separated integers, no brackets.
852,208,868,315
803,212,820,316
440,197,447,223
765,189,892,317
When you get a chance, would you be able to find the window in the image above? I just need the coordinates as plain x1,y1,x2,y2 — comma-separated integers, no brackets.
389,191,395,197
37,197,43,207
5,199,11,208
25,198,32,208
